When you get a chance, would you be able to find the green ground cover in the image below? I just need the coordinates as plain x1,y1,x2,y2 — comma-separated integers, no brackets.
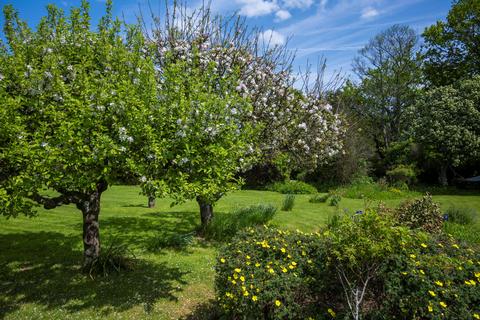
1,186,479,319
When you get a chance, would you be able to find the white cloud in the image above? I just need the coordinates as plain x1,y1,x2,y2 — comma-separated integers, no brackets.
282,0,314,9
275,9,292,21
237,0,279,17
361,7,380,19
260,29,286,46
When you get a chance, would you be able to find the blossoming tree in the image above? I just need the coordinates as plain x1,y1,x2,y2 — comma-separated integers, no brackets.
143,4,344,223
0,1,159,265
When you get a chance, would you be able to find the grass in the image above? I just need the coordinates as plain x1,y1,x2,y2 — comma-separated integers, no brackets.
1,186,479,319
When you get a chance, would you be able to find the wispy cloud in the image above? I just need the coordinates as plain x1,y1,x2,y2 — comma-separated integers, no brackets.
237,0,279,17
282,0,314,9
259,29,286,46
361,7,380,19
275,9,292,21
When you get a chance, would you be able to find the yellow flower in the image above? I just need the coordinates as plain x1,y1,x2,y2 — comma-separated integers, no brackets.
327,308,336,317
255,263,261,267
291,261,297,266
439,301,447,308
464,279,476,286
280,247,286,253
275,300,282,307
252,295,258,302
401,272,408,275
246,255,251,260
234,268,241,273
473,313,480,319
475,272,480,278
302,250,306,256
289,265,294,269
428,305,433,313
307,259,313,264
420,269,425,275
231,280,236,285
421,243,428,248
243,291,249,296
268,268,275,274
410,254,416,259
246,261,251,265
233,273,239,280
452,244,460,249
435,280,443,287
240,276,245,282
429,290,436,297
282,267,288,273
220,258,226,263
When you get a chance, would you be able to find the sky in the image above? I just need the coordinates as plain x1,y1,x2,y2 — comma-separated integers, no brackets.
0,0,452,81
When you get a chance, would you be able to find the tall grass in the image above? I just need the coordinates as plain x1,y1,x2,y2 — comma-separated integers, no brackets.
204,204,277,241
444,206,478,225
281,194,295,211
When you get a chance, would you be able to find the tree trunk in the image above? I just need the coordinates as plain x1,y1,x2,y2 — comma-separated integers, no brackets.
439,163,448,186
77,181,107,267
148,196,156,208
197,197,213,229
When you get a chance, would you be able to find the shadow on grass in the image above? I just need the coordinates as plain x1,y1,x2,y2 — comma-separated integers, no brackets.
0,231,188,318
180,300,222,320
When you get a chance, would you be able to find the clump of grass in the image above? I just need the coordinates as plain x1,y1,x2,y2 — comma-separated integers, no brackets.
84,242,136,279
281,194,295,211
148,232,195,251
308,194,329,203
334,176,420,200
443,222,480,244
204,204,277,241
328,193,341,206
444,206,477,225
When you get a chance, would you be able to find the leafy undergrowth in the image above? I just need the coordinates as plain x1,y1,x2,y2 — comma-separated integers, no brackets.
334,176,420,200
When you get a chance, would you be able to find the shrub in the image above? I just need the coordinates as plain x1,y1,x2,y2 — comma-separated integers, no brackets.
204,204,277,241
378,234,480,320
281,195,295,211
386,164,417,186
444,206,477,225
309,193,329,203
328,193,341,206
394,194,443,232
267,180,317,194
215,227,323,319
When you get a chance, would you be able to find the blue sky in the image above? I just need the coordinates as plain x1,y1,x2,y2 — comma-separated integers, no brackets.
1,0,452,80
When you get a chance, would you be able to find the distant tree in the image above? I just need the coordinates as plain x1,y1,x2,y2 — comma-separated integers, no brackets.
352,25,421,158
422,0,480,86
0,1,158,266
406,76,480,186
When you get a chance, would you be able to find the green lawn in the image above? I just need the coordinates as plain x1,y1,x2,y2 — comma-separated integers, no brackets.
1,186,479,319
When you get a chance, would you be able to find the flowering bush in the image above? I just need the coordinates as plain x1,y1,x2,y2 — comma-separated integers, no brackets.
215,227,325,319
214,212,480,319
378,234,480,319
394,193,443,232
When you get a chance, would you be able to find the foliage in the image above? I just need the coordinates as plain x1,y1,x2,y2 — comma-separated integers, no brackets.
281,194,295,211
147,231,195,251
308,193,329,203
267,180,317,194
444,206,478,225
394,194,443,232
328,193,341,207
204,204,277,241
84,242,136,279
386,164,418,186
422,0,480,86
334,176,418,200
352,25,421,157
0,0,158,264
215,227,323,319
378,234,480,319
405,76,480,185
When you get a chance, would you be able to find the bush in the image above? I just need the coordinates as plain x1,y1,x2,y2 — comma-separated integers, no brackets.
281,194,295,211
204,204,277,241
386,164,417,186
215,227,323,319
328,193,341,206
214,213,480,319
444,206,477,225
378,234,480,320
267,180,317,194
394,193,443,232
308,193,329,203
